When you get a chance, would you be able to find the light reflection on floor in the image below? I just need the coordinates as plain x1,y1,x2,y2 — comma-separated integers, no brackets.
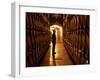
40,42,73,66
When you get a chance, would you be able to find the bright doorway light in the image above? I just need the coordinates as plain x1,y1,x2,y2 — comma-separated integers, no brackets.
50,25,63,43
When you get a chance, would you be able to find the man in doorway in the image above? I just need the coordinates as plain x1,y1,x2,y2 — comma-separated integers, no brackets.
52,30,56,54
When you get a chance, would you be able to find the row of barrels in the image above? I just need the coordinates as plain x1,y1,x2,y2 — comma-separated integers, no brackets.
63,30,89,64
26,29,51,67
63,15,89,64
26,12,51,67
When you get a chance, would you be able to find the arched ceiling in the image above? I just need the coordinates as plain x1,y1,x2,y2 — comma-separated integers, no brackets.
48,14,63,26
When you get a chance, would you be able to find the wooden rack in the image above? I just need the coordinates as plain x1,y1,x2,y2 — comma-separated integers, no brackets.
26,13,51,67
63,15,89,64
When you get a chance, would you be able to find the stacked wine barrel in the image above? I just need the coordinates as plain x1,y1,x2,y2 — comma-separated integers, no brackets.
63,15,89,64
26,13,51,67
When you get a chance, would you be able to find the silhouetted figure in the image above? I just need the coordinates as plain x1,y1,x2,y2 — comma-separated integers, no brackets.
52,30,56,54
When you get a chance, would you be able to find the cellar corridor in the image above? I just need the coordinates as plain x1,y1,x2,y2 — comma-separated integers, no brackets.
40,24,73,66
26,13,90,67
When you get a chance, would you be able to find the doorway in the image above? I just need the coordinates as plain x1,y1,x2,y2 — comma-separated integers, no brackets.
50,25,63,43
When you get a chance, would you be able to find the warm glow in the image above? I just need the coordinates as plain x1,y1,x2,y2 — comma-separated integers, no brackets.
50,25,63,43
49,25,63,65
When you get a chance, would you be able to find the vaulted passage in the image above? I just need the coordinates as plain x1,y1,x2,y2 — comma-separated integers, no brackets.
40,25,73,66
26,13,89,67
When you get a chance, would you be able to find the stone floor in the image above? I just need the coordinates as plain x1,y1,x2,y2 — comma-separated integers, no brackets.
39,42,73,66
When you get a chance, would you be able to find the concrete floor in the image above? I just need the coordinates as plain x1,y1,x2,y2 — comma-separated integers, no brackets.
39,42,73,66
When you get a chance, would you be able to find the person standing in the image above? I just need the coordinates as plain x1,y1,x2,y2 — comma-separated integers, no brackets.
52,30,56,54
